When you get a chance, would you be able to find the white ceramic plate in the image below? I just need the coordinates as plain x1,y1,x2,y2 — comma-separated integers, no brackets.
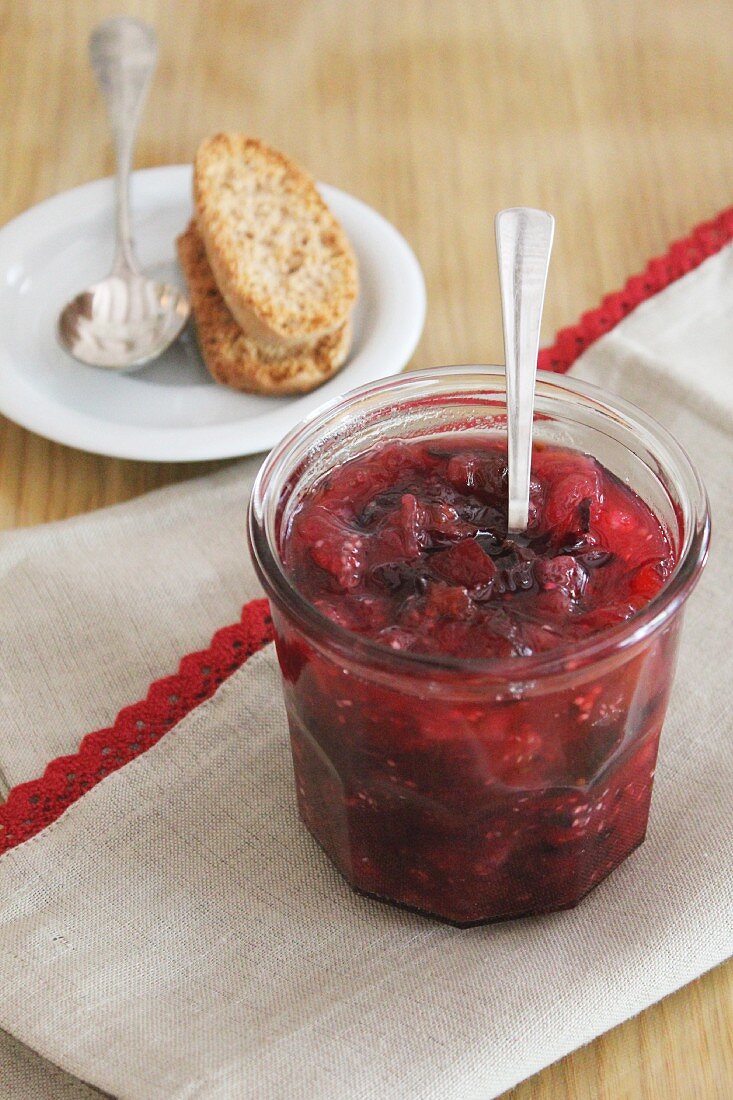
0,165,426,461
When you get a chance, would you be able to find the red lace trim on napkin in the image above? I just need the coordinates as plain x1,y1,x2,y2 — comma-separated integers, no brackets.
1,207,732,854
0,600,274,853
539,205,733,373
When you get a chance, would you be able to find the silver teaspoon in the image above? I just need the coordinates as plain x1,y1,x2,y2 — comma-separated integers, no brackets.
58,17,189,371
495,207,555,535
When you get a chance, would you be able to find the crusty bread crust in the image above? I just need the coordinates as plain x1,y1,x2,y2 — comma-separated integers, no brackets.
194,133,358,347
177,222,352,396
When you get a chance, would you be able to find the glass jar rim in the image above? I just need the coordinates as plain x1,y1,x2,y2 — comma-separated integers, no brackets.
249,365,710,682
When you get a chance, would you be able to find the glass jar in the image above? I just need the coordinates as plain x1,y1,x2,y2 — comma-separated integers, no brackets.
248,367,710,925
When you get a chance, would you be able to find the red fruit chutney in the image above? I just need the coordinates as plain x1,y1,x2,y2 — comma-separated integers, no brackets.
278,437,678,924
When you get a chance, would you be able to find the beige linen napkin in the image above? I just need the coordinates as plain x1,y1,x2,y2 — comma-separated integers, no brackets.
0,457,261,791
0,244,731,1098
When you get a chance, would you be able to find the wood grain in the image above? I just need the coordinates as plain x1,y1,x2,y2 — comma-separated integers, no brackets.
0,1,731,1096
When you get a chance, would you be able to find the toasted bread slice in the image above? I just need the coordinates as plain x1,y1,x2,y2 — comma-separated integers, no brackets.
193,133,358,347
176,222,352,396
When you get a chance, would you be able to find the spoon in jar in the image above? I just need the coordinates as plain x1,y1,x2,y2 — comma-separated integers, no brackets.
495,208,555,534
58,17,189,371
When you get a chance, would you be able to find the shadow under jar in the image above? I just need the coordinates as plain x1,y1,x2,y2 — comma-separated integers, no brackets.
249,367,710,926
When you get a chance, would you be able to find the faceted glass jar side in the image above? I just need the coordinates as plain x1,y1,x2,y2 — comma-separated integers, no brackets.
249,368,709,925
271,607,680,924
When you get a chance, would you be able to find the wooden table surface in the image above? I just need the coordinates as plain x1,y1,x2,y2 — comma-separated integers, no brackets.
1,1,731,1095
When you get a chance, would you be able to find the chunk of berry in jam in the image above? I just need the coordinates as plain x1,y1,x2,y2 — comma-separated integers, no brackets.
535,554,587,600
295,505,366,592
543,472,602,536
447,451,507,497
425,582,474,620
431,539,496,589
280,434,678,925
630,561,666,601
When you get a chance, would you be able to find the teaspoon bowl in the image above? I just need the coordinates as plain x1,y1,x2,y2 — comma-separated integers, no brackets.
58,273,189,371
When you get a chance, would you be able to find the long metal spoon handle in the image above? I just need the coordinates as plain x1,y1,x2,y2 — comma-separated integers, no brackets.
495,207,555,534
89,17,158,276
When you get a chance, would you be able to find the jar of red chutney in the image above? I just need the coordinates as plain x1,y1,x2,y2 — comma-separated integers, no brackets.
248,367,710,925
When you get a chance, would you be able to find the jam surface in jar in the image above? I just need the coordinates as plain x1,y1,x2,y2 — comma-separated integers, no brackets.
284,437,675,655
277,437,679,924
